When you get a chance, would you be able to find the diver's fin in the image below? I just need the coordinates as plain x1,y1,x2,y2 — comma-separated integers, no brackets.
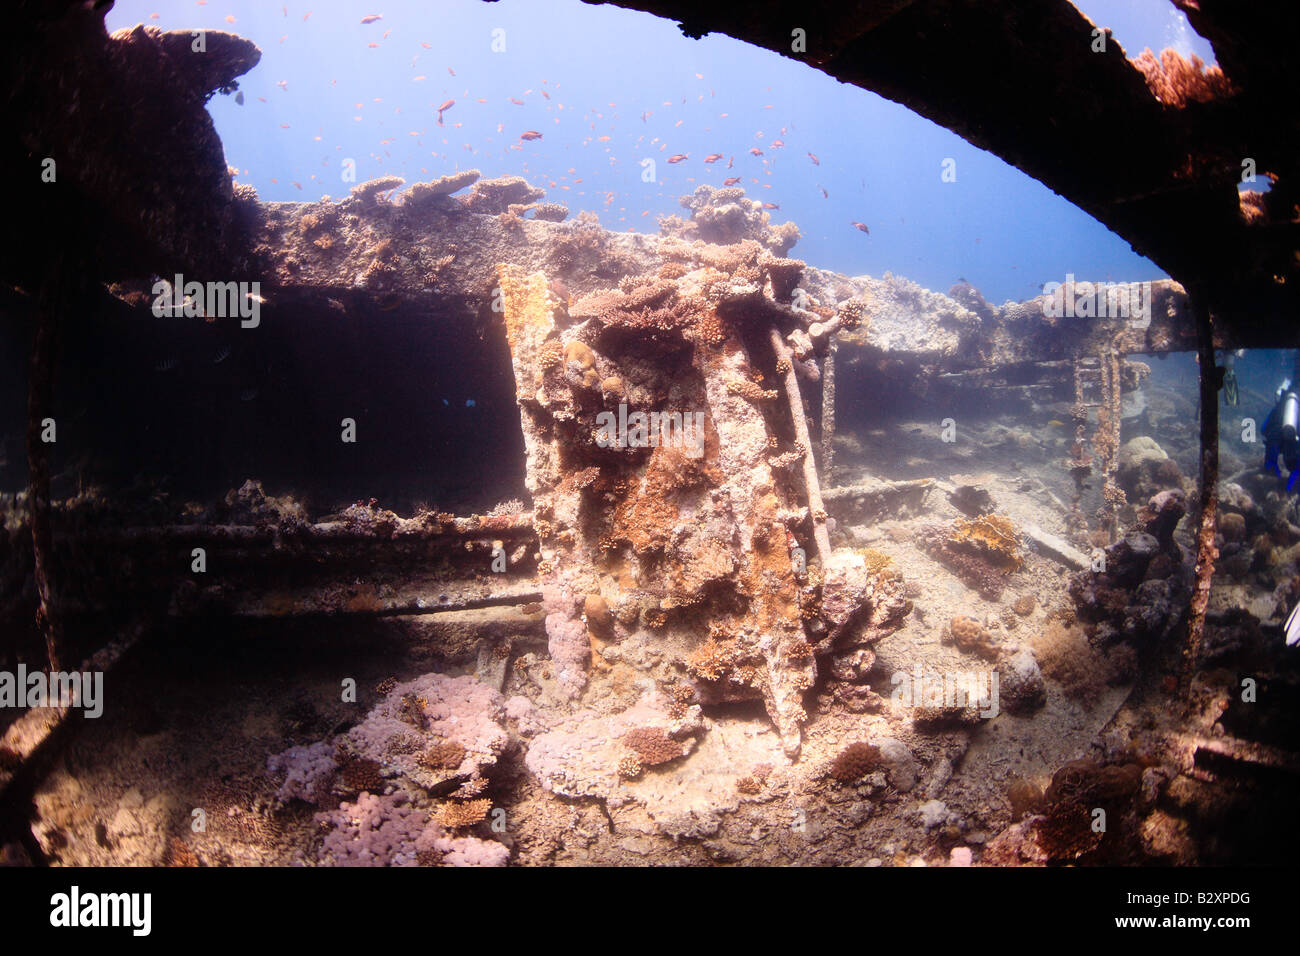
1286,599,1300,647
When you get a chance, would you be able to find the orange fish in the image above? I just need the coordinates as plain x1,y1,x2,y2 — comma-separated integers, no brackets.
541,89,550,99
448,67,455,76
762,202,779,210
723,176,741,185
436,99,454,125
367,42,379,48
303,11,312,20
520,131,543,141
808,152,820,166
851,221,870,234
666,154,687,164
820,186,828,198
727,155,734,168
413,75,426,81
703,153,723,163
420,42,432,49
770,140,785,148
510,97,524,105
749,148,763,156
360,15,382,25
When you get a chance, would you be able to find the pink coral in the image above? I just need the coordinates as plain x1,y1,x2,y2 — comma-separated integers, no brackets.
267,741,337,806
315,791,508,867
345,672,508,789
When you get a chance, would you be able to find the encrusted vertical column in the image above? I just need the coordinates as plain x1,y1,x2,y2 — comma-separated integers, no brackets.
1097,347,1125,541
770,327,831,568
1183,292,1218,695
821,340,836,488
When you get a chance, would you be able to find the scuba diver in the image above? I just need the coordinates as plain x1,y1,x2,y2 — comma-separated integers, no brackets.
1261,355,1300,495
1261,351,1300,645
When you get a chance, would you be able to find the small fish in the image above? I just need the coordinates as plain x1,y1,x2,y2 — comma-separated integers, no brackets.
448,66,455,76
770,139,785,148
723,176,741,185
360,14,383,25
819,186,828,198
367,42,379,48
519,130,543,141
234,91,244,105
436,99,454,125
808,152,820,165
727,155,734,168
703,153,723,163
239,387,259,402
510,97,525,105
666,154,687,164
276,80,288,91
214,346,231,365
850,221,870,234
466,399,476,408
640,111,650,123
154,357,179,373
541,89,550,99
762,202,779,210
749,147,763,156
1047,419,1066,427
420,42,432,49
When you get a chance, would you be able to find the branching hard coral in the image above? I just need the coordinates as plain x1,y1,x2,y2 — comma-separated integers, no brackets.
350,175,405,204
402,168,481,206
437,798,491,829
687,638,735,681
1131,48,1234,109
460,175,545,215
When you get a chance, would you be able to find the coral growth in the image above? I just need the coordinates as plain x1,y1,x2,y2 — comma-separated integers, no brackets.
622,727,684,767
460,175,546,215
1132,48,1234,109
401,169,481,206
350,175,405,204
316,791,507,867
661,184,800,254
950,514,1022,569
829,742,881,782
1028,622,1109,706
948,615,1001,660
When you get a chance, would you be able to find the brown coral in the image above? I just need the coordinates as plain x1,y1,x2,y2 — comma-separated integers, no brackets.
948,615,1001,660
437,798,491,829
829,742,881,783
1028,622,1107,706
622,727,682,766
340,757,385,793
417,740,467,772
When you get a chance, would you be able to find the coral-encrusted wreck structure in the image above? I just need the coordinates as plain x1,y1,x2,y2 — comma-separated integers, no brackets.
498,246,909,753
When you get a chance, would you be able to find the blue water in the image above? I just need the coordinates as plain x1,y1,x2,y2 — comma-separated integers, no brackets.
107,0,1209,305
